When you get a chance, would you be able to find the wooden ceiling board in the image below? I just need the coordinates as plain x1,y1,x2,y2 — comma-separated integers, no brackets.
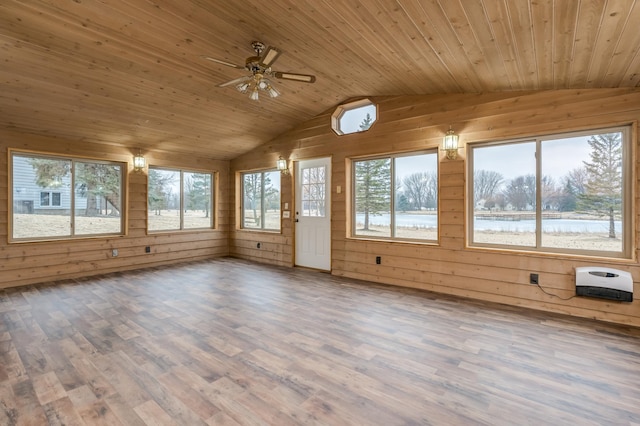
1,0,639,160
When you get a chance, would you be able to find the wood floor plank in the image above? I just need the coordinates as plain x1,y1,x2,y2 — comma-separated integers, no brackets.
1,257,640,425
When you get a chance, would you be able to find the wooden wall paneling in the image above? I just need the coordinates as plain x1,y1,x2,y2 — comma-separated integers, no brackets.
230,89,640,327
1,132,230,288
5,1,640,163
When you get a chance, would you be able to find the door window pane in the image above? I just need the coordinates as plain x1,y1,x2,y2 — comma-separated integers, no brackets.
301,166,326,217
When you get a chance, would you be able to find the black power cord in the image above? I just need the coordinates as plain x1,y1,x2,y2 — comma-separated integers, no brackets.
534,281,576,301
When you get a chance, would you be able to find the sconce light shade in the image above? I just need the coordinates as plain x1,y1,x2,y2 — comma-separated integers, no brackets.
276,156,289,174
133,151,146,171
443,126,459,160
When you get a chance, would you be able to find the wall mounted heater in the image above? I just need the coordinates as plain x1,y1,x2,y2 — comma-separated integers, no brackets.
575,267,633,302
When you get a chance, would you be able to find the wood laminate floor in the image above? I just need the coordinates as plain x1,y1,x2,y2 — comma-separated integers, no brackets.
1,258,639,425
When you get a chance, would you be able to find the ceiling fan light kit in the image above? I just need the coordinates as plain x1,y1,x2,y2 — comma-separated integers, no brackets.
203,41,316,101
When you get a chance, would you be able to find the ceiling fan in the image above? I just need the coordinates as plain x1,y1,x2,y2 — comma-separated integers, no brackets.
201,41,316,101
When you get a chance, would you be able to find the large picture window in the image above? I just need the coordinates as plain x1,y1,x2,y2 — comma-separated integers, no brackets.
241,170,281,231
352,151,438,241
148,167,214,232
469,126,631,257
11,152,124,240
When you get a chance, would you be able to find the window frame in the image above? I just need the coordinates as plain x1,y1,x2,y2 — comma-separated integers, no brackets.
9,150,126,242
331,98,378,135
350,149,439,243
240,169,281,232
467,125,633,259
147,166,215,233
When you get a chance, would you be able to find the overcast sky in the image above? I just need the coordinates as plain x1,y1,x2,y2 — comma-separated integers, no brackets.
473,135,592,183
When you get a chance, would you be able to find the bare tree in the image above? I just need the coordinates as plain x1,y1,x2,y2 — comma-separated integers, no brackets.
473,170,503,205
402,172,436,210
504,175,536,210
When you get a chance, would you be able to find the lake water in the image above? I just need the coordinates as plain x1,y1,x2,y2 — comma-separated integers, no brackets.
356,213,621,233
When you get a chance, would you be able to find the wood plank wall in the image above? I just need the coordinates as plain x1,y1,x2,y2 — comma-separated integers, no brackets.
230,89,640,327
0,130,230,288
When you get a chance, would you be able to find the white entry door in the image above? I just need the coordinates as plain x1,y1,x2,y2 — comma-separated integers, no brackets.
295,157,331,270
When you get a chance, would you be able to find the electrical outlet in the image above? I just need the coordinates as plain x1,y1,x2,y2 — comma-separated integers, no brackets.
530,273,539,285
145,246,151,253
257,242,261,249
376,256,381,265
111,249,118,257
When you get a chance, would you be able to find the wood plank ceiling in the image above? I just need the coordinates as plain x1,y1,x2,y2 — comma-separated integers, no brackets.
1,0,639,160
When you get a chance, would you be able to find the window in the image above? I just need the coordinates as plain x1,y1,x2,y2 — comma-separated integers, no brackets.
301,166,326,217
352,151,438,241
241,170,281,231
469,126,631,257
11,152,124,240
148,167,214,232
331,98,377,135
40,191,62,207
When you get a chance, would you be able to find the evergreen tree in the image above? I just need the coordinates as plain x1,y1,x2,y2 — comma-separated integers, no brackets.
359,113,373,131
557,167,588,212
148,169,176,215
186,173,211,217
576,133,622,238
75,162,122,216
28,158,121,216
354,159,390,230
28,158,70,188
396,193,410,212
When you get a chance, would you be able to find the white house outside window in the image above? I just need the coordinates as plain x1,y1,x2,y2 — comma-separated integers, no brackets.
11,152,124,241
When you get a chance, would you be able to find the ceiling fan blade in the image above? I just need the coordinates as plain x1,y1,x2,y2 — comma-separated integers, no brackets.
273,71,316,83
201,55,245,69
218,76,251,87
259,46,282,68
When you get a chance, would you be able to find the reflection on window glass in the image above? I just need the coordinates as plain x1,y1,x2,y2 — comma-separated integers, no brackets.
11,153,124,240
470,127,629,257
242,170,280,231
148,168,213,232
301,166,326,217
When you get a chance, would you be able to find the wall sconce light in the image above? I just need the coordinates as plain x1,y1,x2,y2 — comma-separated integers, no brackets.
276,156,289,175
133,150,146,172
442,126,459,160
